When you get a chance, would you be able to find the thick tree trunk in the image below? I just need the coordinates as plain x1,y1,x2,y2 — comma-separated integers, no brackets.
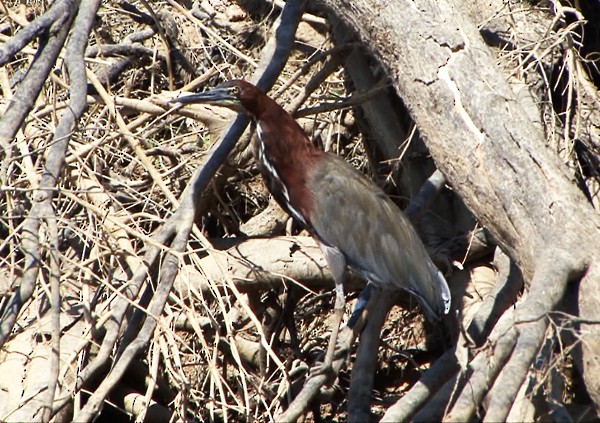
323,0,600,411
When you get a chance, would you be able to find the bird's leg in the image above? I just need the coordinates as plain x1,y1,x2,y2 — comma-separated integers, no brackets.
283,285,303,358
323,279,345,367
347,282,373,328
315,243,348,376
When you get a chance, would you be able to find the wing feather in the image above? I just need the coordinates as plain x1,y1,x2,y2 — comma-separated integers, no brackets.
307,154,451,319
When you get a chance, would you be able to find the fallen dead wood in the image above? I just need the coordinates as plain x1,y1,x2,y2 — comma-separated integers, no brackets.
174,236,365,296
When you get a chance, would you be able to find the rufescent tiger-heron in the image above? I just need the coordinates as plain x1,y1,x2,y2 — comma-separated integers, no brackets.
171,80,451,370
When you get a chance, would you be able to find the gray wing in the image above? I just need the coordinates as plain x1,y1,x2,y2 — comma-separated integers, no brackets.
307,154,451,320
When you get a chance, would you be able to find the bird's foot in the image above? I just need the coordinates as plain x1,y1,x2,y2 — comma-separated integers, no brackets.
308,324,355,383
308,359,335,381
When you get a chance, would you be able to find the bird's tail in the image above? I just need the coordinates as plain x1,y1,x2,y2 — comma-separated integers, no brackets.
410,261,451,321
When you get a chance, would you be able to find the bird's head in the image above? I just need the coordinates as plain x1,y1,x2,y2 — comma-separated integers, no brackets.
170,80,264,116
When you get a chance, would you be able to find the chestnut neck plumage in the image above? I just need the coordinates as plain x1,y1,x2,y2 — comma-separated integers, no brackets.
235,81,322,228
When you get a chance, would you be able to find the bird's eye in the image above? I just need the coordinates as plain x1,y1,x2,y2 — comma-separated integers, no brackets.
230,86,240,97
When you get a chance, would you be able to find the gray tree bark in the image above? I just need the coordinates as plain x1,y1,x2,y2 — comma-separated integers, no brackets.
322,0,600,414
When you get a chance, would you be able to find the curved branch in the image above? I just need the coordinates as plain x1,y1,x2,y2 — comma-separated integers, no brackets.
0,0,77,161
0,1,99,419
0,0,73,66
443,311,518,422
39,2,103,420
348,290,399,422
483,250,587,422
73,1,308,420
381,249,522,420
0,0,79,347
466,250,524,345
404,170,447,221
276,314,364,422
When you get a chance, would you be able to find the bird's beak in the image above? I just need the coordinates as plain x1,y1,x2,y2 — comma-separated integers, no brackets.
169,88,242,111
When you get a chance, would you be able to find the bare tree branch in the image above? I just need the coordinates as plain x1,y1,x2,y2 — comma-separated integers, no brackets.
73,1,308,419
0,0,79,347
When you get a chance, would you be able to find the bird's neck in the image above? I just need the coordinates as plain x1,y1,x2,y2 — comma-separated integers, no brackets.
252,95,321,169
249,95,321,227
